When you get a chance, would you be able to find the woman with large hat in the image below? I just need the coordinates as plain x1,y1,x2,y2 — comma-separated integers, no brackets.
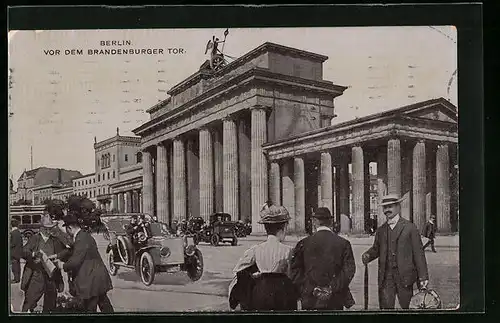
228,205,299,311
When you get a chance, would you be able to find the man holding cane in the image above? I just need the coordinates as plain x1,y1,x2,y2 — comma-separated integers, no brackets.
361,194,429,310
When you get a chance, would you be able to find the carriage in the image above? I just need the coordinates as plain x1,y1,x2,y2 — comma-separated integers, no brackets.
101,214,203,286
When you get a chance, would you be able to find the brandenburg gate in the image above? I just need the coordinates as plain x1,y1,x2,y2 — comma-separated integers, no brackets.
133,42,458,235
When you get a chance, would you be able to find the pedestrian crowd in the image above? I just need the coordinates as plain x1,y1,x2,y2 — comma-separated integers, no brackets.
229,193,437,311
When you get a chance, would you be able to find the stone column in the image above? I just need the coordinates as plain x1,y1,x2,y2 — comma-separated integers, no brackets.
125,191,132,213
294,157,306,234
111,194,118,212
436,143,451,232
320,152,333,214
142,150,154,216
334,166,341,227
213,128,224,212
186,137,200,219
339,162,350,233
282,160,295,231
156,143,169,223
238,117,252,222
387,138,402,195
223,116,239,217
199,127,214,222
139,190,143,213
251,107,268,234
173,137,187,221
412,140,426,231
269,162,281,206
118,192,124,213
351,145,365,234
376,150,388,226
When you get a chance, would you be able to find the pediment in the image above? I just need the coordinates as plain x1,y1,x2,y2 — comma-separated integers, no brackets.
402,101,457,124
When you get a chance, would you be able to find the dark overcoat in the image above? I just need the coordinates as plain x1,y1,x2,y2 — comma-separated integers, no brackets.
63,230,113,300
11,228,23,260
289,230,356,310
20,233,70,292
364,217,429,288
422,221,436,240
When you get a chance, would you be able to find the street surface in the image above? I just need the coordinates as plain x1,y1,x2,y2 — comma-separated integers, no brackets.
10,234,459,312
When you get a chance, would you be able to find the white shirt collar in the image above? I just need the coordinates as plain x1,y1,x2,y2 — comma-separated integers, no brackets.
73,228,82,240
11,227,18,232
387,214,401,229
40,231,50,242
266,235,280,243
316,226,333,232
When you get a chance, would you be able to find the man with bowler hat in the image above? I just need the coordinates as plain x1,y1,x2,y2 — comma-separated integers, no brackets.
362,194,429,309
20,215,71,312
54,213,114,313
289,207,356,310
10,218,23,284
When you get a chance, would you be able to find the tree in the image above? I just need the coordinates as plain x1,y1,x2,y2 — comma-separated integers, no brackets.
43,198,66,220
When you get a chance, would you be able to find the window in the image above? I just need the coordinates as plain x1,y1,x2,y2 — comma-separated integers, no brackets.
93,178,95,183
125,154,128,162
98,188,101,195
113,154,115,162
94,189,96,196
97,159,100,166
107,172,110,180
98,174,100,181
136,152,142,163
113,170,116,178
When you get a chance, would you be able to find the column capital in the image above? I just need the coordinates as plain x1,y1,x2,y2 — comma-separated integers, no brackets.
250,105,270,112
221,114,237,122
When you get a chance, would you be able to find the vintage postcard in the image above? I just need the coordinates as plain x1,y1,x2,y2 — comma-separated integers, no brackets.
9,25,459,313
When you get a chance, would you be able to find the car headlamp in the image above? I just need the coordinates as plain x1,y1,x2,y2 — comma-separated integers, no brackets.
160,247,171,258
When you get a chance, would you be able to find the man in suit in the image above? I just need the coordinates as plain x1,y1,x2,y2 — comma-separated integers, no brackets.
422,215,437,253
20,215,71,312
10,219,23,283
362,194,429,309
54,214,114,313
289,207,356,310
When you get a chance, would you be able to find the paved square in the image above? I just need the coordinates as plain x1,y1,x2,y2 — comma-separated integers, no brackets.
10,234,459,312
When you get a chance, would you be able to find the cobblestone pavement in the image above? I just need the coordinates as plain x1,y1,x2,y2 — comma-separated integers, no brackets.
10,234,459,312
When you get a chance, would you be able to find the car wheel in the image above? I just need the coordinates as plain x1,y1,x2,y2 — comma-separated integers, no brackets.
117,236,133,265
108,249,118,276
139,252,155,286
186,249,204,281
210,234,220,246
231,237,238,246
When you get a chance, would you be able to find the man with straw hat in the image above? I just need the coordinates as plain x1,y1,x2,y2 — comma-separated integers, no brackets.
20,215,71,313
362,194,429,309
289,207,356,310
229,205,299,311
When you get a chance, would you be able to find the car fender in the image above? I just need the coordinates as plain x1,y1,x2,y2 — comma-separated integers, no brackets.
135,246,161,264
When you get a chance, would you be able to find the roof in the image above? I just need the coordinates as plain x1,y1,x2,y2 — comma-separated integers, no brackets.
94,135,141,149
17,167,83,182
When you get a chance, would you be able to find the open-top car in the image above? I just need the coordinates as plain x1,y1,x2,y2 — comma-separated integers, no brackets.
101,213,203,286
195,212,238,246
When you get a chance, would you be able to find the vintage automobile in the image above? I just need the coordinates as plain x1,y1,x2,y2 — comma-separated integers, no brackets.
101,214,204,286
194,212,238,246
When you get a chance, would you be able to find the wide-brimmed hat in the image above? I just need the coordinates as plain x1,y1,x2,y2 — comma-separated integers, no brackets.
62,214,80,227
40,215,57,228
380,193,403,206
259,206,290,224
312,207,333,219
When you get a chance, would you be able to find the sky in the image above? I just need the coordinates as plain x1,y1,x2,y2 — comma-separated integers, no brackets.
8,27,457,189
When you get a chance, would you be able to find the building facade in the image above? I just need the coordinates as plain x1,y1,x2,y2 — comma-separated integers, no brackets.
15,167,82,204
72,173,97,200
133,42,458,234
93,128,142,211
51,186,74,201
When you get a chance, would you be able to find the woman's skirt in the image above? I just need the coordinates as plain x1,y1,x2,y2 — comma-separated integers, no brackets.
250,273,299,311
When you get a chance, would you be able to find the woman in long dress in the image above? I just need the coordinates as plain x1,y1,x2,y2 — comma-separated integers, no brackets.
228,206,299,311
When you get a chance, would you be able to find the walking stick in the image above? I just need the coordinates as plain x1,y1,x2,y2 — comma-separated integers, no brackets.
364,263,369,310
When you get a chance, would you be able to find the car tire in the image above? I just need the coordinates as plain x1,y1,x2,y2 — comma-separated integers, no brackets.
211,234,220,246
108,249,119,276
231,237,238,246
186,249,204,281
139,252,155,286
117,236,133,265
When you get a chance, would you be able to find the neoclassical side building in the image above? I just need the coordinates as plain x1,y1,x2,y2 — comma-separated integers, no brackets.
133,42,458,235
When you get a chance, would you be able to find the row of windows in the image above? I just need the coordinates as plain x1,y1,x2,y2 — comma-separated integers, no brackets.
75,186,109,198
74,178,96,187
97,170,116,182
96,152,142,167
